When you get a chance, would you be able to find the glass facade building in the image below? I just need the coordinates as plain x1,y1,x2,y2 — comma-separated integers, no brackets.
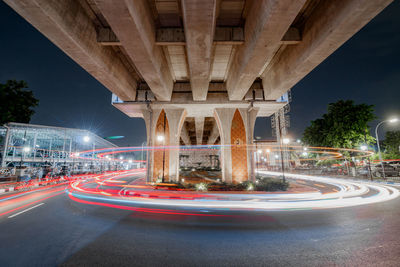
0,122,117,168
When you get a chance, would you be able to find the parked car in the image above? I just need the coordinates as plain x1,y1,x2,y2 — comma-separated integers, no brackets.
371,163,399,177
357,166,370,176
385,160,400,170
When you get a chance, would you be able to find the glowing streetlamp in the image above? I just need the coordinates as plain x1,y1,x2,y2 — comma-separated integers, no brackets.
282,138,290,144
157,135,165,143
83,135,90,142
23,146,31,152
375,117,399,179
360,145,368,151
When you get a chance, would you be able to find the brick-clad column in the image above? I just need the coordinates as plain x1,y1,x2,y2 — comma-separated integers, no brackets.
214,108,258,184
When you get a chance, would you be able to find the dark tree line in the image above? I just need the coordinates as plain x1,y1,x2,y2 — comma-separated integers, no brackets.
0,80,39,125
302,100,375,149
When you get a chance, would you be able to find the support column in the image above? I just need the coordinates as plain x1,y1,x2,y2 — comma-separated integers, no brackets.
195,117,205,145
213,108,235,183
180,127,191,146
142,106,161,183
142,107,186,183
214,108,258,184
166,109,186,182
239,107,259,182
207,122,220,145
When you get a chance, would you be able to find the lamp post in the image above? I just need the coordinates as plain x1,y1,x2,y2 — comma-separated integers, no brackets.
281,137,290,183
375,118,398,179
360,145,372,180
141,141,146,168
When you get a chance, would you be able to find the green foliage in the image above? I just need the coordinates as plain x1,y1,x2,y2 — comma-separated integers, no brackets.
316,159,340,166
384,131,400,156
195,182,208,191
255,177,289,191
370,152,400,161
0,80,39,125
302,100,375,148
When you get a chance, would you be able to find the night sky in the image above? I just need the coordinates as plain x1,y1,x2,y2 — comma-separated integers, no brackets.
0,1,399,147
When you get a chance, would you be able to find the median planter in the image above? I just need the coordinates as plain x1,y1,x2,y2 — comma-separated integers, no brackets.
162,177,289,192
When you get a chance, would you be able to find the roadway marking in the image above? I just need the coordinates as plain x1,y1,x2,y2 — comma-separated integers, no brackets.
0,191,63,218
8,203,44,218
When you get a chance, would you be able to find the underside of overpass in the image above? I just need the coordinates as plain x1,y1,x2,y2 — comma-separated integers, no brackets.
4,0,393,183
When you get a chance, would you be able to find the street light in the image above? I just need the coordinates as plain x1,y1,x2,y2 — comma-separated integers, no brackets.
23,146,31,152
282,138,290,144
360,145,368,151
375,117,399,179
83,135,90,142
141,141,146,168
157,135,164,142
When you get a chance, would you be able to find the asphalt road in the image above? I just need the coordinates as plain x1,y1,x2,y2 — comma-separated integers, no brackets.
0,178,400,266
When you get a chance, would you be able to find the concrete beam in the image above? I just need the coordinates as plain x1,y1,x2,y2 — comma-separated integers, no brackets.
97,27,120,46
155,27,244,45
113,92,286,118
225,0,306,101
181,0,217,101
281,27,301,45
95,0,174,101
195,117,205,145
262,0,393,100
3,0,138,101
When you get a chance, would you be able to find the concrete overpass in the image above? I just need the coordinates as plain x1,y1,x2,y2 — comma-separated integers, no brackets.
4,0,393,183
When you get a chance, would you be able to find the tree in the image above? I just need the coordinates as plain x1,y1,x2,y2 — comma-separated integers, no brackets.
384,131,400,156
0,80,39,125
302,100,375,148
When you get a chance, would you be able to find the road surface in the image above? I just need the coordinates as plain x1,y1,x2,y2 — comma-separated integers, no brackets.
0,174,399,266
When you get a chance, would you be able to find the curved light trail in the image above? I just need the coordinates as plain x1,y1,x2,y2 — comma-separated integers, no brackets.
67,169,399,213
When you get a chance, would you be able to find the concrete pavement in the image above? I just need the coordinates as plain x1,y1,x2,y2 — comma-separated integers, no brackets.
0,177,400,266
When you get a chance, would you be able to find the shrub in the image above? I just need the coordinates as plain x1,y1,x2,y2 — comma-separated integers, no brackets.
195,183,208,191
255,177,289,191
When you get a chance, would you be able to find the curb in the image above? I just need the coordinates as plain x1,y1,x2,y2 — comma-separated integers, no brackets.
0,187,15,193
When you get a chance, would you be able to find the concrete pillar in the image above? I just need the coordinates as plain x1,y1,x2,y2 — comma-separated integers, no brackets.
166,109,186,182
214,107,258,184
214,108,235,183
180,126,191,146
142,107,161,182
207,122,220,145
142,107,186,183
239,107,259,182
195,117,205,145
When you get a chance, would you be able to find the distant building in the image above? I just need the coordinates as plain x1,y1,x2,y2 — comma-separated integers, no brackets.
0,122,117,170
